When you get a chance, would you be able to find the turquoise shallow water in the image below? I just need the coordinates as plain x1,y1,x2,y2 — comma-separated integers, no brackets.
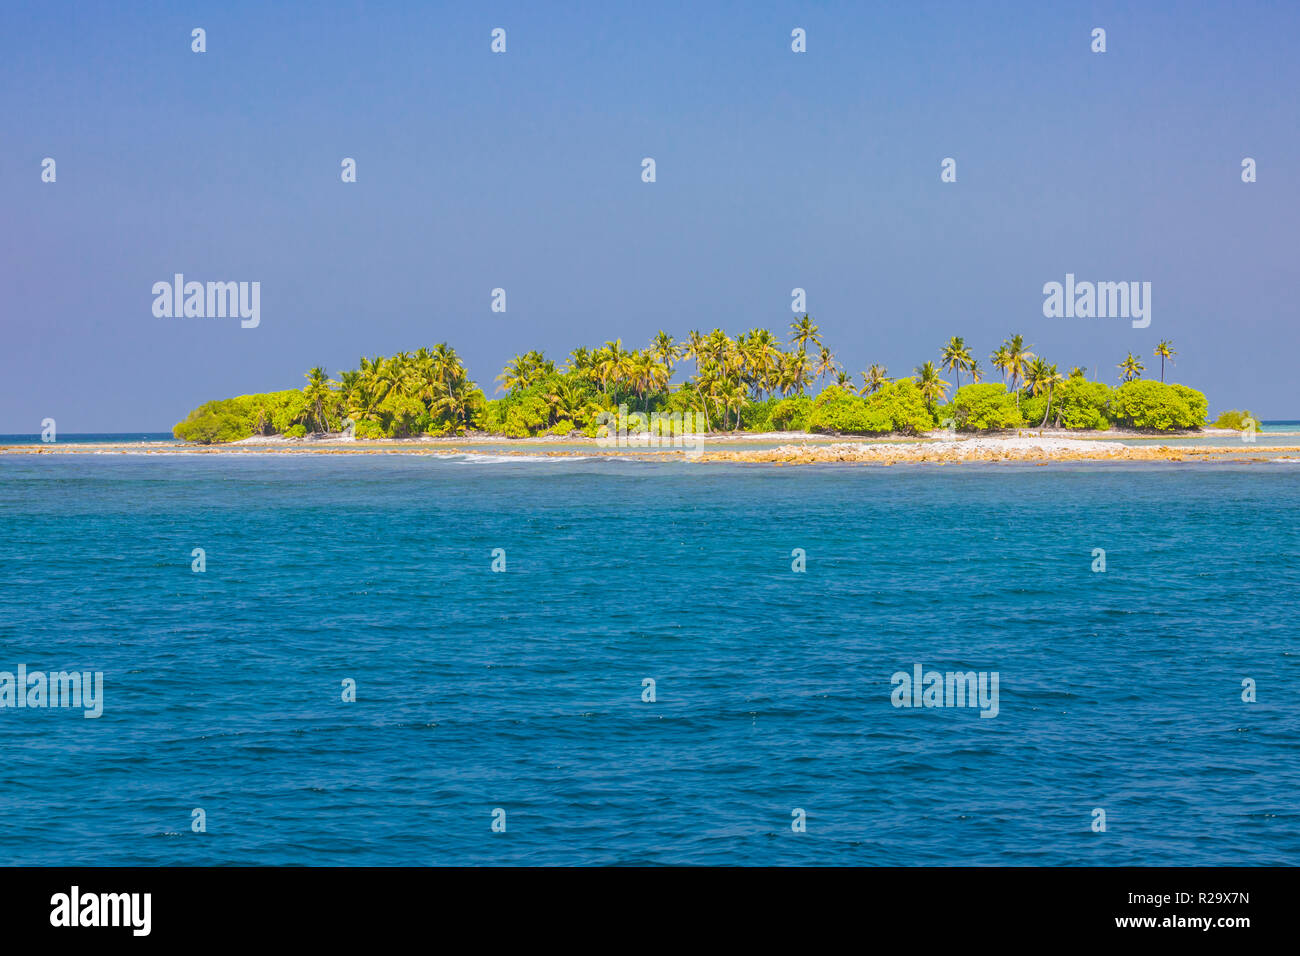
0,453,1297,865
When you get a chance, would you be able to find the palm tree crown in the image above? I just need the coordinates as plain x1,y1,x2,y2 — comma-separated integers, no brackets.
941,336,974,392
1153,340,1175,382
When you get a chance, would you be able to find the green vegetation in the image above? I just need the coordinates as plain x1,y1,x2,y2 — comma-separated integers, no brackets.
174,326,1217,442
1023,357,1065,428
1212,409,1258,430
805,381,932,435
173,389,307,443
1110,380,1207,431
1118,352,1145,382
1052,377,1114,430
174,345,485,443
948,383,1023,431
1154,340,1177,382
765,395,814,432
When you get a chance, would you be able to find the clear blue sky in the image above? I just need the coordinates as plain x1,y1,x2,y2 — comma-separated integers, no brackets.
3,0,1297,431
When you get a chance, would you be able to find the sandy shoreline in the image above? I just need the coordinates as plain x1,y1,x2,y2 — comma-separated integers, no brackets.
4,431,1299,465
698,436,1298,465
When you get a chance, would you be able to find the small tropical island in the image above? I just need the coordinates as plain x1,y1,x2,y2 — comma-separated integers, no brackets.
172,319,1253,448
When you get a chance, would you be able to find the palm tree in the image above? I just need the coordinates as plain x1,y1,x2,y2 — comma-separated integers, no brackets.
565,347,594,380
627,350,669,411
431,343,461,386
990,345,1012,386
967,359,984,384
431,367,478,433
348,359,383,424
784,349,812,395
747,328,780,398
734,330,757,396
338,347,475,435
1024,357,1064,427
543,377,591,426
1153,340,1175,382
302,366,335,433
525,349,554,379
1118,352,1144,382
860,364,889,396
914,361,950,409
496,354,532,393
940,336,974,392
650,331,680,373
684,330,706,369
813,345,838,385
391,351,415,395
693,365,723,430
367,356,399,404
700,328,730,366
596,340,633,400
789,315,822,354
718,379,749,431
1004,335,1034,405
410,347,442,405
357,354,383,399
337,369,363,409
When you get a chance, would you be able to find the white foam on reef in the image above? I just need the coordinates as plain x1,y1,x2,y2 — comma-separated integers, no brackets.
88,450,191,456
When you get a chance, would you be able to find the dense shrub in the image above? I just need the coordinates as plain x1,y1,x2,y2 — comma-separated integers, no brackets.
383,394,426,437
461,389,490,432
172,409,247,444
503,393,550,437
866,379,935,434
1212,409,1258,430
767,395,814,431
805,382,935,435
949,383,1024,431
172,390,303,444
807,392,893,434
1169,384,1208,426
737,397,777,431
267,391,311,433
1110,380,1206,430
1052,378,1113,430
1019,392,1047,428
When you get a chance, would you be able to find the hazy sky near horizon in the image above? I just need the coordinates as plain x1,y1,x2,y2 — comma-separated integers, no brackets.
2,0,1298,431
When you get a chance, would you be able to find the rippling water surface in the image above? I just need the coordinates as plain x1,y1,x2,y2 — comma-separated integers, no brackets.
1,454,1297,865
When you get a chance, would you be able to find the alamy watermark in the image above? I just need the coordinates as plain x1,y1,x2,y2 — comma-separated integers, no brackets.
0,665,103,718
50,886,150,936
595,404,708,458
152,274,260,328
891,663,999,718
1042,273,1150,328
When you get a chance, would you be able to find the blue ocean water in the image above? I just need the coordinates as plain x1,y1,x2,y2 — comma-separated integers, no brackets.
0,433,177,445
0,453,1297,866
